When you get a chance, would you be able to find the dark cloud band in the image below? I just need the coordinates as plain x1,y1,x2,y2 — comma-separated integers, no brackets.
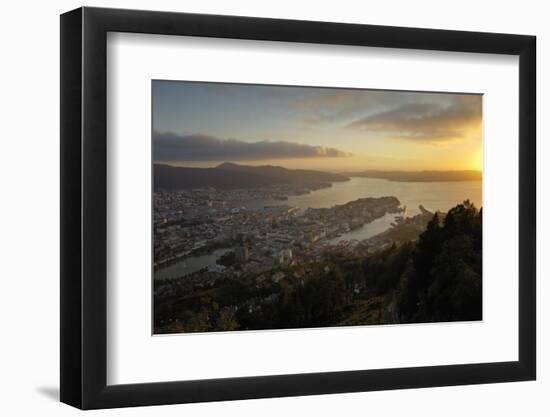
153,132,352,161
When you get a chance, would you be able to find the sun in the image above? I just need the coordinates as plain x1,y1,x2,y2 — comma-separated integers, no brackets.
471,147,483,171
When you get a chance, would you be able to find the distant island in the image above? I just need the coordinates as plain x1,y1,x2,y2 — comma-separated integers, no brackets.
154,162,350,190
346,170,481,182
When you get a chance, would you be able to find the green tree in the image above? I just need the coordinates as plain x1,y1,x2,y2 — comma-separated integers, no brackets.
216,307,240,331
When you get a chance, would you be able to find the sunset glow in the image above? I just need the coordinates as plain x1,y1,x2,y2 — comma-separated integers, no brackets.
153,81,482,173
153,80,484,335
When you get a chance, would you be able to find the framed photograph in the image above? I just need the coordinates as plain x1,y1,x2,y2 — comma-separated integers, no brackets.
60,7,536,409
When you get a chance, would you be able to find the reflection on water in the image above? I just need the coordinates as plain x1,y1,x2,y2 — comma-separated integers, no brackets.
272,177,482,215
155,248,230,280
329,212,398,244
155,178,481,280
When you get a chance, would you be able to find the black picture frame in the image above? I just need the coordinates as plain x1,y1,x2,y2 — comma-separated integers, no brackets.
60,6,536,410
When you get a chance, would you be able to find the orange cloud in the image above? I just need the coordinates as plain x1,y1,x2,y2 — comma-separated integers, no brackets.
347,95,482,143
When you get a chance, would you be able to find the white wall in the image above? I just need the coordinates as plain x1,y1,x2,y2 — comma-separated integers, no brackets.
0,0,546,415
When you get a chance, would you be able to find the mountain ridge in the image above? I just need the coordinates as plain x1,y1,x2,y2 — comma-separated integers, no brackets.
154,162,350,190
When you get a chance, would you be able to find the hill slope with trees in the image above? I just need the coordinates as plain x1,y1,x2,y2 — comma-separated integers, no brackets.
154,201,482,333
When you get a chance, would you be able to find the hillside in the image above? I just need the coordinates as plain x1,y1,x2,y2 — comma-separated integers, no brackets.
154,163,349,190
154,201,482,333
217,162,348,183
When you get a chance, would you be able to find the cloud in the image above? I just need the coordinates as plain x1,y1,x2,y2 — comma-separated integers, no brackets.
347,95,482,143
153,132,352,161
296,90,395,125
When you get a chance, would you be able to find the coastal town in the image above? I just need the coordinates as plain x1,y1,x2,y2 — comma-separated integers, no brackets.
150,81,483,334
153,187,438,301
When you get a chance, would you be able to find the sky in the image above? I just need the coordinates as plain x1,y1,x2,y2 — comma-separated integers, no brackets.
152,81,482,172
